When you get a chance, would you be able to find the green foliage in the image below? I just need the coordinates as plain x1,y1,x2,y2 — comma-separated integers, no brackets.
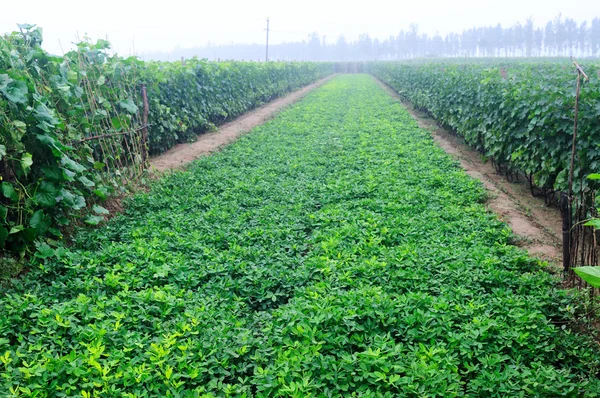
143,60,333,155
368,60,600,198
0,26,333,260
0,26,144,256
574,267,600,288
0,75,598,396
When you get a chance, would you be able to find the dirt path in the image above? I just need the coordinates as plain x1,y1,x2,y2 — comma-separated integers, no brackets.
150,76,335,172
373,76,562,264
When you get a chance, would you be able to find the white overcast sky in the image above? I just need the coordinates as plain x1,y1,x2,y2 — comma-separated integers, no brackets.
1,0,598,56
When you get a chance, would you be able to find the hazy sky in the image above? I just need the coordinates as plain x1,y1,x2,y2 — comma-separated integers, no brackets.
1,0,598,56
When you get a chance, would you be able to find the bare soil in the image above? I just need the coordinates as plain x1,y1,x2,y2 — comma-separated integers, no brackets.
373,76,562,264
150,76,335,173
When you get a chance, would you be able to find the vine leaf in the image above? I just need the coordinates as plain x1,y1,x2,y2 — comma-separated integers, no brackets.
78,176,95,187
30,210,51,233
0,80,28,104
34,242,55,259
20,153,33,176
118,98,138,114
34,182,59,207
9,225,24,235
61,155,86,173
0,74,11,91
92,205,109,215
583,219,600,228
85,215,104,225
1,182,19,202
573,267,600,288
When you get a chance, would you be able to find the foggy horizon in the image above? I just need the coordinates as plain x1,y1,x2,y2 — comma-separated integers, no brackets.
142,14,600,62
1,0,599,58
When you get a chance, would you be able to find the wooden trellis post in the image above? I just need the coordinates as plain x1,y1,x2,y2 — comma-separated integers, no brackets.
141,84,149,165
564,59,590,276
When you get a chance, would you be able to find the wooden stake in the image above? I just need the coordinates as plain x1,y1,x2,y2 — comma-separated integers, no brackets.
565,59,590,274
141,84,149,165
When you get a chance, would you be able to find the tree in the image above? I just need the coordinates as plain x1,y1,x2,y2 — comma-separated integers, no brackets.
432,33,444,57
357,33,373,61
512,23,525,56
578,21,589,56
554,14,566,55
407,24,419,58
335,35,349,61
524,18,534,57
534,28,544,56
564,17,578,55
545,20,555,56
307,32,321,61
592,17,600,56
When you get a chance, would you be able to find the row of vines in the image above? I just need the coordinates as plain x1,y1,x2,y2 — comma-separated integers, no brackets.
368,60,600,276
368,60,600,197
0,25,333,262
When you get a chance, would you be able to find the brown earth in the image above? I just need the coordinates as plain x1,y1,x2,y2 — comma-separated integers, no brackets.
150,76,335,173
372,76,562,265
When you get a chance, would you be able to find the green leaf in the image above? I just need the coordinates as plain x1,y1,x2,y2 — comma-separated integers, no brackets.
41,166,64,182
34,182,58,207
85,215,104,225
29,210,44,229
0,80,28,104
111,117,122,131
97,75,106,86
118,98,138,114
78,176,95,187
0,74,11,91
9,225,24,235
20,153,33,176
92,205,109,215
58,189,86,210
1,182,19,202
34,243,55,259
587,173,600,180
9,121,27,143
34,104,60,132
93,186,109,200
62,168,76,181
574,267,600,288
61,155,86,173
37,133,73,152
73,195,86,210
30,210,50,233
0,205,7,223
583,219,600,229
0,144,6,160
57,188,85,210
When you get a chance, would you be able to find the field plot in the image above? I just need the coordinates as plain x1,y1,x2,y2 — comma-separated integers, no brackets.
1,75,599,396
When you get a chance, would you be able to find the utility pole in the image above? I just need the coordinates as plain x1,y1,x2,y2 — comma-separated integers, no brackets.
265,17,270,62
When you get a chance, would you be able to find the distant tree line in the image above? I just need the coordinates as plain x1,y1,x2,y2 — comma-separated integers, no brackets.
145,15,600,61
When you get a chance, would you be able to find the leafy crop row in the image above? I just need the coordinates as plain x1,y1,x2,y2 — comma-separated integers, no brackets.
367,60,600,198
144,60,332,155
0,26,145,259
1,75,598,396
0,26,333,258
